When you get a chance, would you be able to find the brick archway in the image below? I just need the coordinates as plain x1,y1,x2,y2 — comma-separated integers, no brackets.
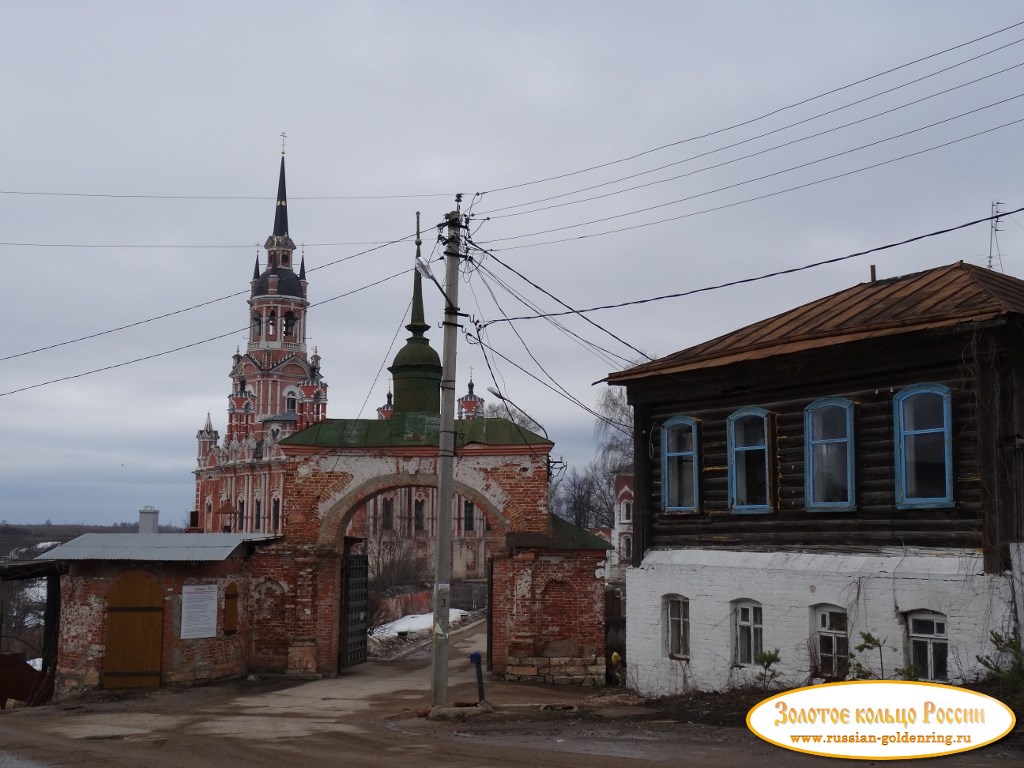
316,472,508,548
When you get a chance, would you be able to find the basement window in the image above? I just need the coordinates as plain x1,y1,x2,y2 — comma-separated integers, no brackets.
662,416,699,513
805,398,855,511
907,611,948,682
894,384,953,508
814,605,849,680
733,600,763,666
727,408,772,513
663,595,689,659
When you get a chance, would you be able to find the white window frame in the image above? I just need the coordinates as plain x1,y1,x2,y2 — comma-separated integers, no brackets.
814,605,849,680
733,600,763,666
907,611,948,682
663,595,690,659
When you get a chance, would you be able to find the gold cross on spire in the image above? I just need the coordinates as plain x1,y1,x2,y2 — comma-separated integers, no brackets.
280,131,287,156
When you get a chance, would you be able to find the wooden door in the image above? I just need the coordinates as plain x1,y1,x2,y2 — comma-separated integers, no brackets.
103,573,163,689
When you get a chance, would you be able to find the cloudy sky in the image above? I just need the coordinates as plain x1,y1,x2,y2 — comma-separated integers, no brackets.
3,2,1023,526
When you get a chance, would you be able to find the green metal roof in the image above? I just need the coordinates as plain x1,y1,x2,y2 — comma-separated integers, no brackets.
506,514,613,551
281,415,552,449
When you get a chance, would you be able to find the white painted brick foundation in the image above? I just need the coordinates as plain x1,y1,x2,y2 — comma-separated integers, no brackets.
625,548,1016,697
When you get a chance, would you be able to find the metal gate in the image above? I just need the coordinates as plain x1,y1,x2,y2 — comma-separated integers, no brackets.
340,553,368,668
103,573,163,689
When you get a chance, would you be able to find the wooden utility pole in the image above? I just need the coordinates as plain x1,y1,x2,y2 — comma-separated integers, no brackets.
431,200,462,707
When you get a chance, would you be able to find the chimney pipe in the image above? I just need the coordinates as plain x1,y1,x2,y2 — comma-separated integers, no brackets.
139,506,159,534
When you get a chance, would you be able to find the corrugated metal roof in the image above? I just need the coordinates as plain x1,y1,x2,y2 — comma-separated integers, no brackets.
35,533,278,562
608,262,1024,382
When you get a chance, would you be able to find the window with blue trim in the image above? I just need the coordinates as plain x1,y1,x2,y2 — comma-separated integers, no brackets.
662,416,698,513
805,397,855,511
894,384,953,507
728,407,771,513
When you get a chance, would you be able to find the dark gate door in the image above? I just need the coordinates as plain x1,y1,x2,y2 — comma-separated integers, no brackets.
340,553,368,668
103,573,163,689
486,558,493,671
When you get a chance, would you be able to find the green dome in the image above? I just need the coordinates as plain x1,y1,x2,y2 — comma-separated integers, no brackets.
388,269,441,414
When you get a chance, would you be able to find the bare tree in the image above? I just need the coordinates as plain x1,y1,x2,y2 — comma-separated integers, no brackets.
594,387,633,474
482,401,544,434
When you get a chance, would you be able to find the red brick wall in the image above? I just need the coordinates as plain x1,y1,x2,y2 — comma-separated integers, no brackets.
55,561,251,698
491,548,606,686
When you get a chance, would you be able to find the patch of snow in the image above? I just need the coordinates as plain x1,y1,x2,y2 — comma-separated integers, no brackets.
34,542,61,552
23,578,47,604
28,658,42,671
371,609,467,637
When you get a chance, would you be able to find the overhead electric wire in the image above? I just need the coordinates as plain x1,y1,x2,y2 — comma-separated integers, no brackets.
0,190,454,202
469,239,652,361
480,206,1024,327
0,234,414,363
470,269,611,412
477,19,1024,196
468,330,628,435
471,261,633,369
478,61,1024,221
2,23,1020,216
481,115,1024,252
0,268,411,397
477,98,1024,245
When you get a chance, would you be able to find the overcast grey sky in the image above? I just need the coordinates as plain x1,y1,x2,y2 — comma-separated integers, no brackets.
3,2,1023,526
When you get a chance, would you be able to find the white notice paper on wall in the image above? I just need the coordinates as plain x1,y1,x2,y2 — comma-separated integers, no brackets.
181,583,219,639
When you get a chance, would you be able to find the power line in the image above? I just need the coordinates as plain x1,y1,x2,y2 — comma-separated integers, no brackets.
468,238,652,362
471,262,633,369
478,61,1024,221
480,116,1024,252
476,19,1024,196
480,206,1024,327
477,101,1024,245
0,190,454,202
0,269,410,397
0,235,414,363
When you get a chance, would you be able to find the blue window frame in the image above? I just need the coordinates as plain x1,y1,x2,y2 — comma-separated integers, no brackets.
662,416,698,512
727,407,771,513
805,397,855,511
894,384,953,508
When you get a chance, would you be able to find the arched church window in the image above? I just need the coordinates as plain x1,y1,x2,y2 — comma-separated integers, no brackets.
283,312,297,337
267,311,276,337
285,394,297,412
252,313,261,338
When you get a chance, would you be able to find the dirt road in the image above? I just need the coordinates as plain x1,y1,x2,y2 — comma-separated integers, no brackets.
1,625,1021,767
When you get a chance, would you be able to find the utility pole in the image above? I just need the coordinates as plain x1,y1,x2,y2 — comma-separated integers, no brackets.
431,199,462,707
988,200,1003,270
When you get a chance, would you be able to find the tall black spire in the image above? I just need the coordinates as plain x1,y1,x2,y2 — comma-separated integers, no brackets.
273,155,288,237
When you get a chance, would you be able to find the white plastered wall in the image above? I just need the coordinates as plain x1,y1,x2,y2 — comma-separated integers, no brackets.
625,547,1015,696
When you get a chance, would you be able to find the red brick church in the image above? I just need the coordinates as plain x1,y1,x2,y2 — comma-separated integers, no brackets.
41,154,609,697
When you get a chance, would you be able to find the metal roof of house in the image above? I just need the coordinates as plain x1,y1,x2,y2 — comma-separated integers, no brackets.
608,262,1024,382
505,515,613,551
35,533,278,562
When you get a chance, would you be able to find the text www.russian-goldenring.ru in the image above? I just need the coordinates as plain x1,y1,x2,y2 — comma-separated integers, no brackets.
790,732,972,747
